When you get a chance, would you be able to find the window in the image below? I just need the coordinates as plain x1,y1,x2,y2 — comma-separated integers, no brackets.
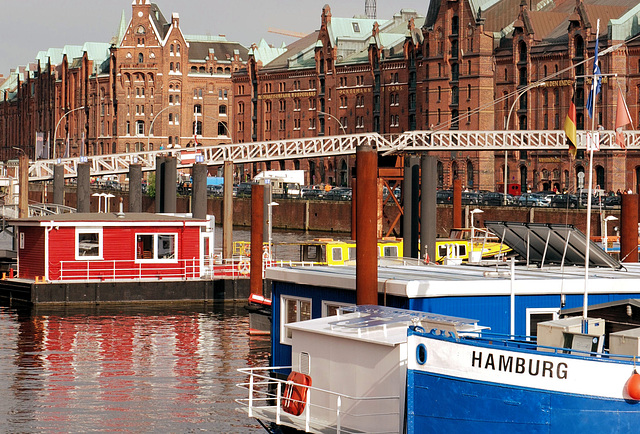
138,53,144,64
136,121,145,136
194,104,202,114
281,296,312,344
136,233,177,262
322,301,354,317
526,308,559,339
76,228,102,260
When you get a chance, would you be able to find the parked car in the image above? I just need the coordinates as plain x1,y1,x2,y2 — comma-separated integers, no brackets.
301,186,324,199
550,194,578,208
236,182,252,197
207,184,224,196
517,193,550,207
604,195,622,209
436,190,453,204
461,191,482,206
482,192,514,206
324,187,352,201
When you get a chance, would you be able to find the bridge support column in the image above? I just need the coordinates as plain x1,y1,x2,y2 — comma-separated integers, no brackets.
192,163,207,219
621,194,638,262
128,164,142,213
77,163,91,213
421,154,437,263
53,164,64,206
223,161,234,259
155,156,166,213
163,156,177,213
250,183,264,297
356,143,378,306
453,178,462,229
403,155,420,258
19,154,28,218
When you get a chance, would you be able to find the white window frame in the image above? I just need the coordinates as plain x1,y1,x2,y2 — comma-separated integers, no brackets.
322,301,354,318
525,307,559,340
135,233,178,263
75,227,103,260
280,295,312,345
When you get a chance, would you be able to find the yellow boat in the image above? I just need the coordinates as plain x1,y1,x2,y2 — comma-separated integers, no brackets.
278,237,403,266
435,228,512,264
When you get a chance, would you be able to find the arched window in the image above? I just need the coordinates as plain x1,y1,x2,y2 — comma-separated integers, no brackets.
138,53,144,63
219,104,227,115
437,161,444,187
466,161,474,188
218,122,228,136
193,120,202,135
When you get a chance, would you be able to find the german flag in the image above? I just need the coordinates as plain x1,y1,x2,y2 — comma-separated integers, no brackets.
564,94,577,158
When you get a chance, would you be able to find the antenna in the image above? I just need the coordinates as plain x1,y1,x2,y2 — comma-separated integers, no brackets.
365,0,376,19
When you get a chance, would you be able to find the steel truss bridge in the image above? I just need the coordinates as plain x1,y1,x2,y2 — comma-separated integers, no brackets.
27,130,637,181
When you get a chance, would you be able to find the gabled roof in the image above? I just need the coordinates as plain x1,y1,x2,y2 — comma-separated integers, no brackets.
527,10,568,40
249,39,289,67
186,37,249,63
149,2,170,41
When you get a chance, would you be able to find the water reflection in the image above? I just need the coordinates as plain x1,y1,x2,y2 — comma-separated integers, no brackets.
0,302,269,432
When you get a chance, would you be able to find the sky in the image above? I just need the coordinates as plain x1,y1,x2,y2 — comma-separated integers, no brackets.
0,0,429,77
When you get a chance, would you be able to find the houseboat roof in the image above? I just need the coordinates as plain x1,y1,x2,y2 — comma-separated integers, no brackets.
10,212,209,227
266,262,640,299
286,305,484,346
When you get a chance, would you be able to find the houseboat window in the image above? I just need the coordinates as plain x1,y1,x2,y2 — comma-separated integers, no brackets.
526,308,559,340
348,246,356,260
136,233,177,261
383,246,398,257
438,245,448,258
331,247,342,262
322,301,354,317
76,229,102,260
281,296,311,344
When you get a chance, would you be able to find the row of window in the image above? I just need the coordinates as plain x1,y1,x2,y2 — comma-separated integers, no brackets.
77,229,176,262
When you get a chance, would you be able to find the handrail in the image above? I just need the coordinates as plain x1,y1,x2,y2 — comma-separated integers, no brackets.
236,366,401,434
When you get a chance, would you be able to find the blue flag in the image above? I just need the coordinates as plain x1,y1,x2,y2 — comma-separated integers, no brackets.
586,29,601,118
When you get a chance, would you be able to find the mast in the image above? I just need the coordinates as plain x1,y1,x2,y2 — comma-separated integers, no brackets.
583,19,600,327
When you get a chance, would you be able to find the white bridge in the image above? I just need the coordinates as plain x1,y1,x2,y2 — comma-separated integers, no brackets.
27,130,634,181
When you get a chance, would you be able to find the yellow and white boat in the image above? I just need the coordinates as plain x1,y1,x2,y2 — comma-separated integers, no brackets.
435,228,512,264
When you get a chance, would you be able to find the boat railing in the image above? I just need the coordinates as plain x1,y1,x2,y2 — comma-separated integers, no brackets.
462,331,640,362
53,256,258,282
236,366,402,434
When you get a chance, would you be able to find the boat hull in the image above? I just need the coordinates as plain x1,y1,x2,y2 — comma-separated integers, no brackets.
407,332,640,433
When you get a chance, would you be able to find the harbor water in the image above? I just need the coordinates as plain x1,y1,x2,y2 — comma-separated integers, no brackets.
0,302,270,432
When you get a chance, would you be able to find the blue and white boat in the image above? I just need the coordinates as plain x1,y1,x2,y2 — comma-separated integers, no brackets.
237,305,640,433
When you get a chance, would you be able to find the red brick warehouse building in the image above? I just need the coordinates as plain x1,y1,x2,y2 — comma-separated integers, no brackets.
233,0,640,193
0,0,248,162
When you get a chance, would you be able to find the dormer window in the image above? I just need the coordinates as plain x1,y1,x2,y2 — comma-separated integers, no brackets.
352,22,360,32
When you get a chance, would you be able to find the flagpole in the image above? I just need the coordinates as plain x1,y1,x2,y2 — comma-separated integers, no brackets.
583,19,600,327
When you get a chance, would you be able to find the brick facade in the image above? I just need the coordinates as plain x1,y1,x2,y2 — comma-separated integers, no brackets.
0,0,248,163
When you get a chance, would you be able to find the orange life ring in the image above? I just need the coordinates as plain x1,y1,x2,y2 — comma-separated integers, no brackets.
282,371,312,416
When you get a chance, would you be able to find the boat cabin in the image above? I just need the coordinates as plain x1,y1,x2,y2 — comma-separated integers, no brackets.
278,238,403,266
12,213,214,282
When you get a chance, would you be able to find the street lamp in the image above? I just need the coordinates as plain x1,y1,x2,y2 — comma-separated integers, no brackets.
267,201,279,260
603,215,618,253
148,106,175,152
503,83,544,205
92,192,105,212
53,106,85,159
317,110,346,135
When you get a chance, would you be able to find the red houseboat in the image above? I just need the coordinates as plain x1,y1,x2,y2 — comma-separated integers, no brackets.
12,213,214,282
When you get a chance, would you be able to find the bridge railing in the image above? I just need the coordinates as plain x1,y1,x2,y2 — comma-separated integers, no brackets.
26,130,635,181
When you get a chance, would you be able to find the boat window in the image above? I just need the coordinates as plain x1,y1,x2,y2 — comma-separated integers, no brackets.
348,246,356,260
75,228,103,260
526,308,559,339
383,246,398,257
136,233,178,262
332,247,342,262
322,301,354,317
281,296,312,344
438,245,448,258
459,245,467,256
304,245,319,261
